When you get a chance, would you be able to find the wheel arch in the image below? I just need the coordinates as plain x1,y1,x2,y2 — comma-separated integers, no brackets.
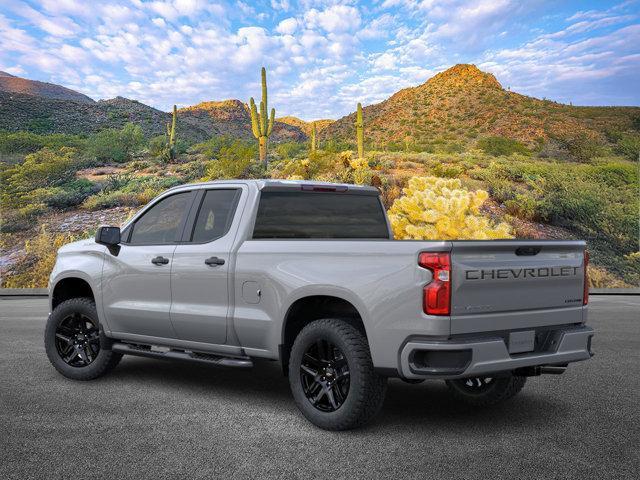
51,276,95,310
279,294,369,375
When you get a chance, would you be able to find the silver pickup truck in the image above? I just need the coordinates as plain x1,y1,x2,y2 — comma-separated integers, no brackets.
45,179,594,430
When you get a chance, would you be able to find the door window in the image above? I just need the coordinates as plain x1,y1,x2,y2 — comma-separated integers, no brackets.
190,189,240,243
129,192,192,245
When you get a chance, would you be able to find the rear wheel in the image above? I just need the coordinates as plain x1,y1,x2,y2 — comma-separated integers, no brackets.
288,319,387,430
45,298,122,381
446,375,526,406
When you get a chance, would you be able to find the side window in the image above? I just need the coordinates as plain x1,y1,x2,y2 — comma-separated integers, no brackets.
129,192,192,245
190,189,240,243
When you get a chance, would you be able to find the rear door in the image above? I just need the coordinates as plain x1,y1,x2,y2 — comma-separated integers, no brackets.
450,240,586,334
169,186,244,345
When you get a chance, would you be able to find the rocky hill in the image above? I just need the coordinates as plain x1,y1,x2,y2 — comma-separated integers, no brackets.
179,100,306,142
0,73,305,143
321,64,640,148
0,71,94,104
277,116,334,135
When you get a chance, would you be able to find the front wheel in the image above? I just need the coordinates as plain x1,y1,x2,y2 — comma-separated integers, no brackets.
446,375,526,407
288,319,387,430
44,298,122,381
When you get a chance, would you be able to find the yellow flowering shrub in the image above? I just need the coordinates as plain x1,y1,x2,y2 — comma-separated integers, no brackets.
388,176,513,240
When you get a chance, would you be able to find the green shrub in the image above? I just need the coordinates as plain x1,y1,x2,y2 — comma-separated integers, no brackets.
202,140,257,180
432,163,464,178
555,132,603,162
0,147,80,209
505,194,540,220
615,133,640,160
88,123,144,162
0,203,46,232
31,179,99,208
477,136,529,156
0,131,87,154
275,141,306,160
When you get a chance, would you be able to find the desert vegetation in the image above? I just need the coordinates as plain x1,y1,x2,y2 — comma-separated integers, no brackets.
1,65,638,288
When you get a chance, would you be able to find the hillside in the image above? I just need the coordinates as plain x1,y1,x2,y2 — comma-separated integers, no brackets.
179,100,306,142
321,64,640,149
0,92,305,143
0,71,94,104
277,116,334,135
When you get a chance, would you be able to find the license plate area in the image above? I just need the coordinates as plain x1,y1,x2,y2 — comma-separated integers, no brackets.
508,330,535,353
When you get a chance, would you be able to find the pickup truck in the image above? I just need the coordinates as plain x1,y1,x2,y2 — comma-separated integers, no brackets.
45,179,594,430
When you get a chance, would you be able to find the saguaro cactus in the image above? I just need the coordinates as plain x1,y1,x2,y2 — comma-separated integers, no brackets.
250,67,275,166
165,104,177,161
310,122,317,152
355,102,364,160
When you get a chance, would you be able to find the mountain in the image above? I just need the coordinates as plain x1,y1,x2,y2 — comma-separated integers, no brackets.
321,64,640,148
277,116,334,135
0,71,95,104
0,75,306,142
179,100,306,142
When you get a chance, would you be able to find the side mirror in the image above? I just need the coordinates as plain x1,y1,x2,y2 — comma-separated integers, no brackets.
95,226,121,246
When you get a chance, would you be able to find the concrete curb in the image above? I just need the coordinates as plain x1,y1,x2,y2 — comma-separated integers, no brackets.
1,288,638,297
590,288,640,295
0,288,48,297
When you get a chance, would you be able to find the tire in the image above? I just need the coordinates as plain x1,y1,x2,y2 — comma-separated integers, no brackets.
445,375,526,407
288,319,387,431
44,298,122,381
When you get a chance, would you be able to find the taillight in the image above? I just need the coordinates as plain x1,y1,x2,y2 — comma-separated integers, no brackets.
583,250,589,305
419,252,451,315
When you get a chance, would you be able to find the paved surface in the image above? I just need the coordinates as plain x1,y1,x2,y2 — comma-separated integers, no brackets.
1,297,638,479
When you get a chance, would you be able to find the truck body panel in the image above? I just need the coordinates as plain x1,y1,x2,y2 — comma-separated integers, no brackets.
49,179,593,380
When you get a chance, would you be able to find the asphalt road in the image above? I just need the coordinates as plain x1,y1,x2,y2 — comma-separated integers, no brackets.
1,296,638,479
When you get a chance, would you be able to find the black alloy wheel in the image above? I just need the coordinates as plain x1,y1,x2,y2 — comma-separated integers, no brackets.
54,313,100,367
300,339,350,412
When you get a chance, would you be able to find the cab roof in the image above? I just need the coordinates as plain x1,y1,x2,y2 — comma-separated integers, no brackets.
166,179,381,195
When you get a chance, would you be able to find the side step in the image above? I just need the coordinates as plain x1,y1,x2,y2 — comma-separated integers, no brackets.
111,342,253,368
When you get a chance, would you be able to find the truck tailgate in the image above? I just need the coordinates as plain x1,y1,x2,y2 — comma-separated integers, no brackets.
450,240,586,334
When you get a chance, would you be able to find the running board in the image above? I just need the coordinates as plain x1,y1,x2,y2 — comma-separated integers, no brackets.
111,342,253,368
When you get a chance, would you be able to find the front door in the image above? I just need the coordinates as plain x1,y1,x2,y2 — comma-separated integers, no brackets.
101,190,195,338
169,187,243,345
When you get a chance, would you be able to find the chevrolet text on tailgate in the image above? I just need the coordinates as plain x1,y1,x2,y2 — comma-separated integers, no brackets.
45,180,594,430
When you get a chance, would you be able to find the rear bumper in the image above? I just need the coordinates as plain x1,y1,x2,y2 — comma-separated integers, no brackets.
399,325,594,380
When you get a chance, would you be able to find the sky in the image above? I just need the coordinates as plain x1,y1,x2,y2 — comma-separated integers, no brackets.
0,0,638,120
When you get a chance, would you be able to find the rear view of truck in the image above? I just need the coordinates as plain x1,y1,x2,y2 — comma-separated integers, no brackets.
402,240,593,404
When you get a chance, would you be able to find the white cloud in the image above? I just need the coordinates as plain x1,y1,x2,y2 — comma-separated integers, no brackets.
305,5,361,33
276,17,298,35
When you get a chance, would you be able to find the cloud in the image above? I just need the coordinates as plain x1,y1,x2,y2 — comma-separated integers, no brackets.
276,17,298,35
305,5,362,33
0,0,637,118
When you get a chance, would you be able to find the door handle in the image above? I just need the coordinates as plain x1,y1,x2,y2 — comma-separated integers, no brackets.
151,256,170,265
205,256,225,266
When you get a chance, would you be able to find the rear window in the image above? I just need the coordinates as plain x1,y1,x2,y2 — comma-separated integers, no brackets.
253,191,390,239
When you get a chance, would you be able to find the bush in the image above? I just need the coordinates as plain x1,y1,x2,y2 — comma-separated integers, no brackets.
275,141,306,160
432,163,464,178
0,131,87,154
388,176,513,240
0,147,80,209
31,179,99,209
615,133,640,160
88,123,144,162
477,136,529,156
555,132,602,162
0,203,46,232
202,140,258,180
1,227,77,288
